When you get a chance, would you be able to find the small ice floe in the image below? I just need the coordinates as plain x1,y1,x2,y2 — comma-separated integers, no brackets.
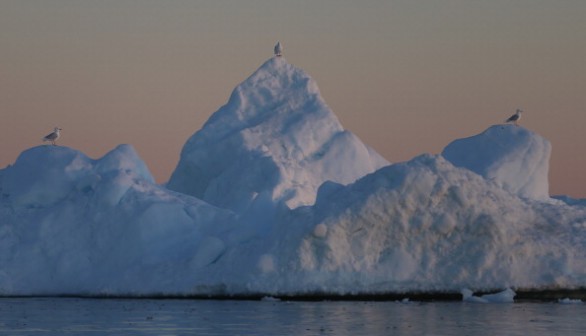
558,298,584,304
461,288,516,303
261,296,281,302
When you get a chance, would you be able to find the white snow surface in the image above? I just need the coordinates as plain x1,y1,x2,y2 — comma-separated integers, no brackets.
1,57,586,297
442,125,551,200
167,57,388,212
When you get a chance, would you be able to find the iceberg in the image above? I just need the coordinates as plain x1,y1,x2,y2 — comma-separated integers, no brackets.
1,56,585,298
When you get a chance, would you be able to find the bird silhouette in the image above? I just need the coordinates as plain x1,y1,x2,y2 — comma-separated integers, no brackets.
274,41,283,57
505,109,523,126
42,127,62,145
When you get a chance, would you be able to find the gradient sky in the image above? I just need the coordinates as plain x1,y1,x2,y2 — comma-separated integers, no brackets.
1,0,585,197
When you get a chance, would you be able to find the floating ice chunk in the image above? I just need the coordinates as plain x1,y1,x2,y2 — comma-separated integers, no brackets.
462,288,516,303
558,298,583,304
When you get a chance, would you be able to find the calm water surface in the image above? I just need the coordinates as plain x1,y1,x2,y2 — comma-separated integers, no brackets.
0,298,584,335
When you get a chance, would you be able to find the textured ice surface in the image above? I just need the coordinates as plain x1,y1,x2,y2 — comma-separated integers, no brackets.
1,57,585,297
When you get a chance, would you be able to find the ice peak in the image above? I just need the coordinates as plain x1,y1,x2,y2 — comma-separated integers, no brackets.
198,57,322,141
95,144,154,182
168,58,388,211
442,124,551,199
243,56,319,98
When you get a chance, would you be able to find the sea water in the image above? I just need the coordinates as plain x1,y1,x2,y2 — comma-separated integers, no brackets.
0,298,584,335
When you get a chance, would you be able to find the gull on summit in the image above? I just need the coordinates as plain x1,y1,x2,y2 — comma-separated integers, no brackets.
42,127,62,146
505,109,523,126
274,41,283,57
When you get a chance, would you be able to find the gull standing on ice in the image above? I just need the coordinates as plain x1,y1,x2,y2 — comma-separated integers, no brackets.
505,109,523,126
274,41,283,57
42,127,62,145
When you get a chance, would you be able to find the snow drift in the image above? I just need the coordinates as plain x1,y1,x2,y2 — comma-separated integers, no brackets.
167,57,388,212
1,56,585,297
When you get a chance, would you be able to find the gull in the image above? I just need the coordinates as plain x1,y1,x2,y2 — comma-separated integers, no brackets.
42,127,62,145
505,109,523,126
274,41,283,57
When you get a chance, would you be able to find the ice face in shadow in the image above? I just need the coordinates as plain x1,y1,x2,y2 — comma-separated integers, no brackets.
442,125,551,200
167,57,388,212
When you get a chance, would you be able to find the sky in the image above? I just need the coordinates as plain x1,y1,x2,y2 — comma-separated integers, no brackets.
1,0,585,198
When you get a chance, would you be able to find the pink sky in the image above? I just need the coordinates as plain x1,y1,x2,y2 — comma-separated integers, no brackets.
1,1,585,197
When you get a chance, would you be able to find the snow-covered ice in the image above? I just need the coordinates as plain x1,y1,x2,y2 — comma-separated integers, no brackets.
206,153,586,295
167,57,388,212
442,124,551,200
0,145,236,294
1,56,586,297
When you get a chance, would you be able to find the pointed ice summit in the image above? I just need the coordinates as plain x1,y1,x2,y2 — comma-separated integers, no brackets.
168,57,388,212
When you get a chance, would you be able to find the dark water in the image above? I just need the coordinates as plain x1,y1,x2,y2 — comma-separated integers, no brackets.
0,298,584,335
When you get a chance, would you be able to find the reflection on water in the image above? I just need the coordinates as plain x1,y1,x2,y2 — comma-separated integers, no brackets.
0,298,584,335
